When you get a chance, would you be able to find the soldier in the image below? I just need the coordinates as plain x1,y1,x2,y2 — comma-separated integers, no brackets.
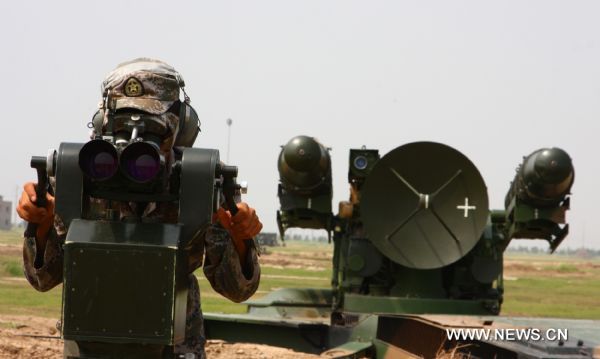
16,58,262,358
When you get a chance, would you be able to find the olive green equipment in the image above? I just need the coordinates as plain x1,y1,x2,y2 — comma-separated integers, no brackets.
204,140,592,358
276,135,334,240
503,147,574,252
335,143,574,314
26,122,244,358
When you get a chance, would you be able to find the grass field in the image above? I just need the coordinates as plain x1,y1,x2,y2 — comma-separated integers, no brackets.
0,228,599,320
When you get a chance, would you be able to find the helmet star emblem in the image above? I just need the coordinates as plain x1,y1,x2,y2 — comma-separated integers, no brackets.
124,77,143,97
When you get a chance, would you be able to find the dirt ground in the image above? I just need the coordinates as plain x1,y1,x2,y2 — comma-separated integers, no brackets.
259,250,331,271
0,244,20,257
0,315,61,359
0,315,320,359
503,259,600,279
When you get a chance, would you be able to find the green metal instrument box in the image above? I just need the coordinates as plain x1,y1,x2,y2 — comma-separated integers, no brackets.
62,219,187,346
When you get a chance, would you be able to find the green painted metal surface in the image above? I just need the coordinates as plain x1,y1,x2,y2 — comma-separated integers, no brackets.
204,313,329,354
62,219,185,345
344,293,494,315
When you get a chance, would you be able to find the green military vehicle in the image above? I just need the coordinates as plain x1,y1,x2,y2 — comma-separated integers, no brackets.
205,136,600,358
255,232,280,247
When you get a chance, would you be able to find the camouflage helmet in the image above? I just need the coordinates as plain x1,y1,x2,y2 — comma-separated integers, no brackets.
101,58,184,115
94,58,200,147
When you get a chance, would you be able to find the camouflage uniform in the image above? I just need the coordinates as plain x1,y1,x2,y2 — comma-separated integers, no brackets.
22,58,261,359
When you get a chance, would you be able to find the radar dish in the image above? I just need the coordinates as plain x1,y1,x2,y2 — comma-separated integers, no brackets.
361,142,489,269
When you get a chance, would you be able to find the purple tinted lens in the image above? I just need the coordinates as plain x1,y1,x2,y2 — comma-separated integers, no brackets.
127,154,159,182
91,152,117,179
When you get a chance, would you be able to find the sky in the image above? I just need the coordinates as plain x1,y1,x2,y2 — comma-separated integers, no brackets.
0,1,598,249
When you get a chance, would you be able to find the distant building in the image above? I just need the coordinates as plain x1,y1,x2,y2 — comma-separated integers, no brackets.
0,196,12,230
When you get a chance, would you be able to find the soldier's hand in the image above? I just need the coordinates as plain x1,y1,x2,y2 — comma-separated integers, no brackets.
16,182,55,239
217,203,262,242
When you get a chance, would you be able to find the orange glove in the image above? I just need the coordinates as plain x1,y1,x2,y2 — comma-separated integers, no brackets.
16,182,55,242
216,202,262,262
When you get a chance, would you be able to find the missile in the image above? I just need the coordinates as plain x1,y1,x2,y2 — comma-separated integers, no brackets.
277,135,331,193
506,148,574,207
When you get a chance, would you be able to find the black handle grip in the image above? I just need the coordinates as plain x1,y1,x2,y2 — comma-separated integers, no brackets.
218,164,256,251
227,197,239,216
24,156,48,238
219,164,239,215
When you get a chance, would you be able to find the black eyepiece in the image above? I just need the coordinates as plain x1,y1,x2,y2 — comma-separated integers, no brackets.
120,142,162,183
79,140,119,181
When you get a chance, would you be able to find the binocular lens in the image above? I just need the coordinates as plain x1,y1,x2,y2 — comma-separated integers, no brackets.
121,142,161,183
92,152,118,178
79,140,119,180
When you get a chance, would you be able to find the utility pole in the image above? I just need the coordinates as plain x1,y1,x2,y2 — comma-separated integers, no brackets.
226,118,233,163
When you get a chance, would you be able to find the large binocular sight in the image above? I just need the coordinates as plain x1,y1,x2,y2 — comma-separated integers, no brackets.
79,139,164,184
